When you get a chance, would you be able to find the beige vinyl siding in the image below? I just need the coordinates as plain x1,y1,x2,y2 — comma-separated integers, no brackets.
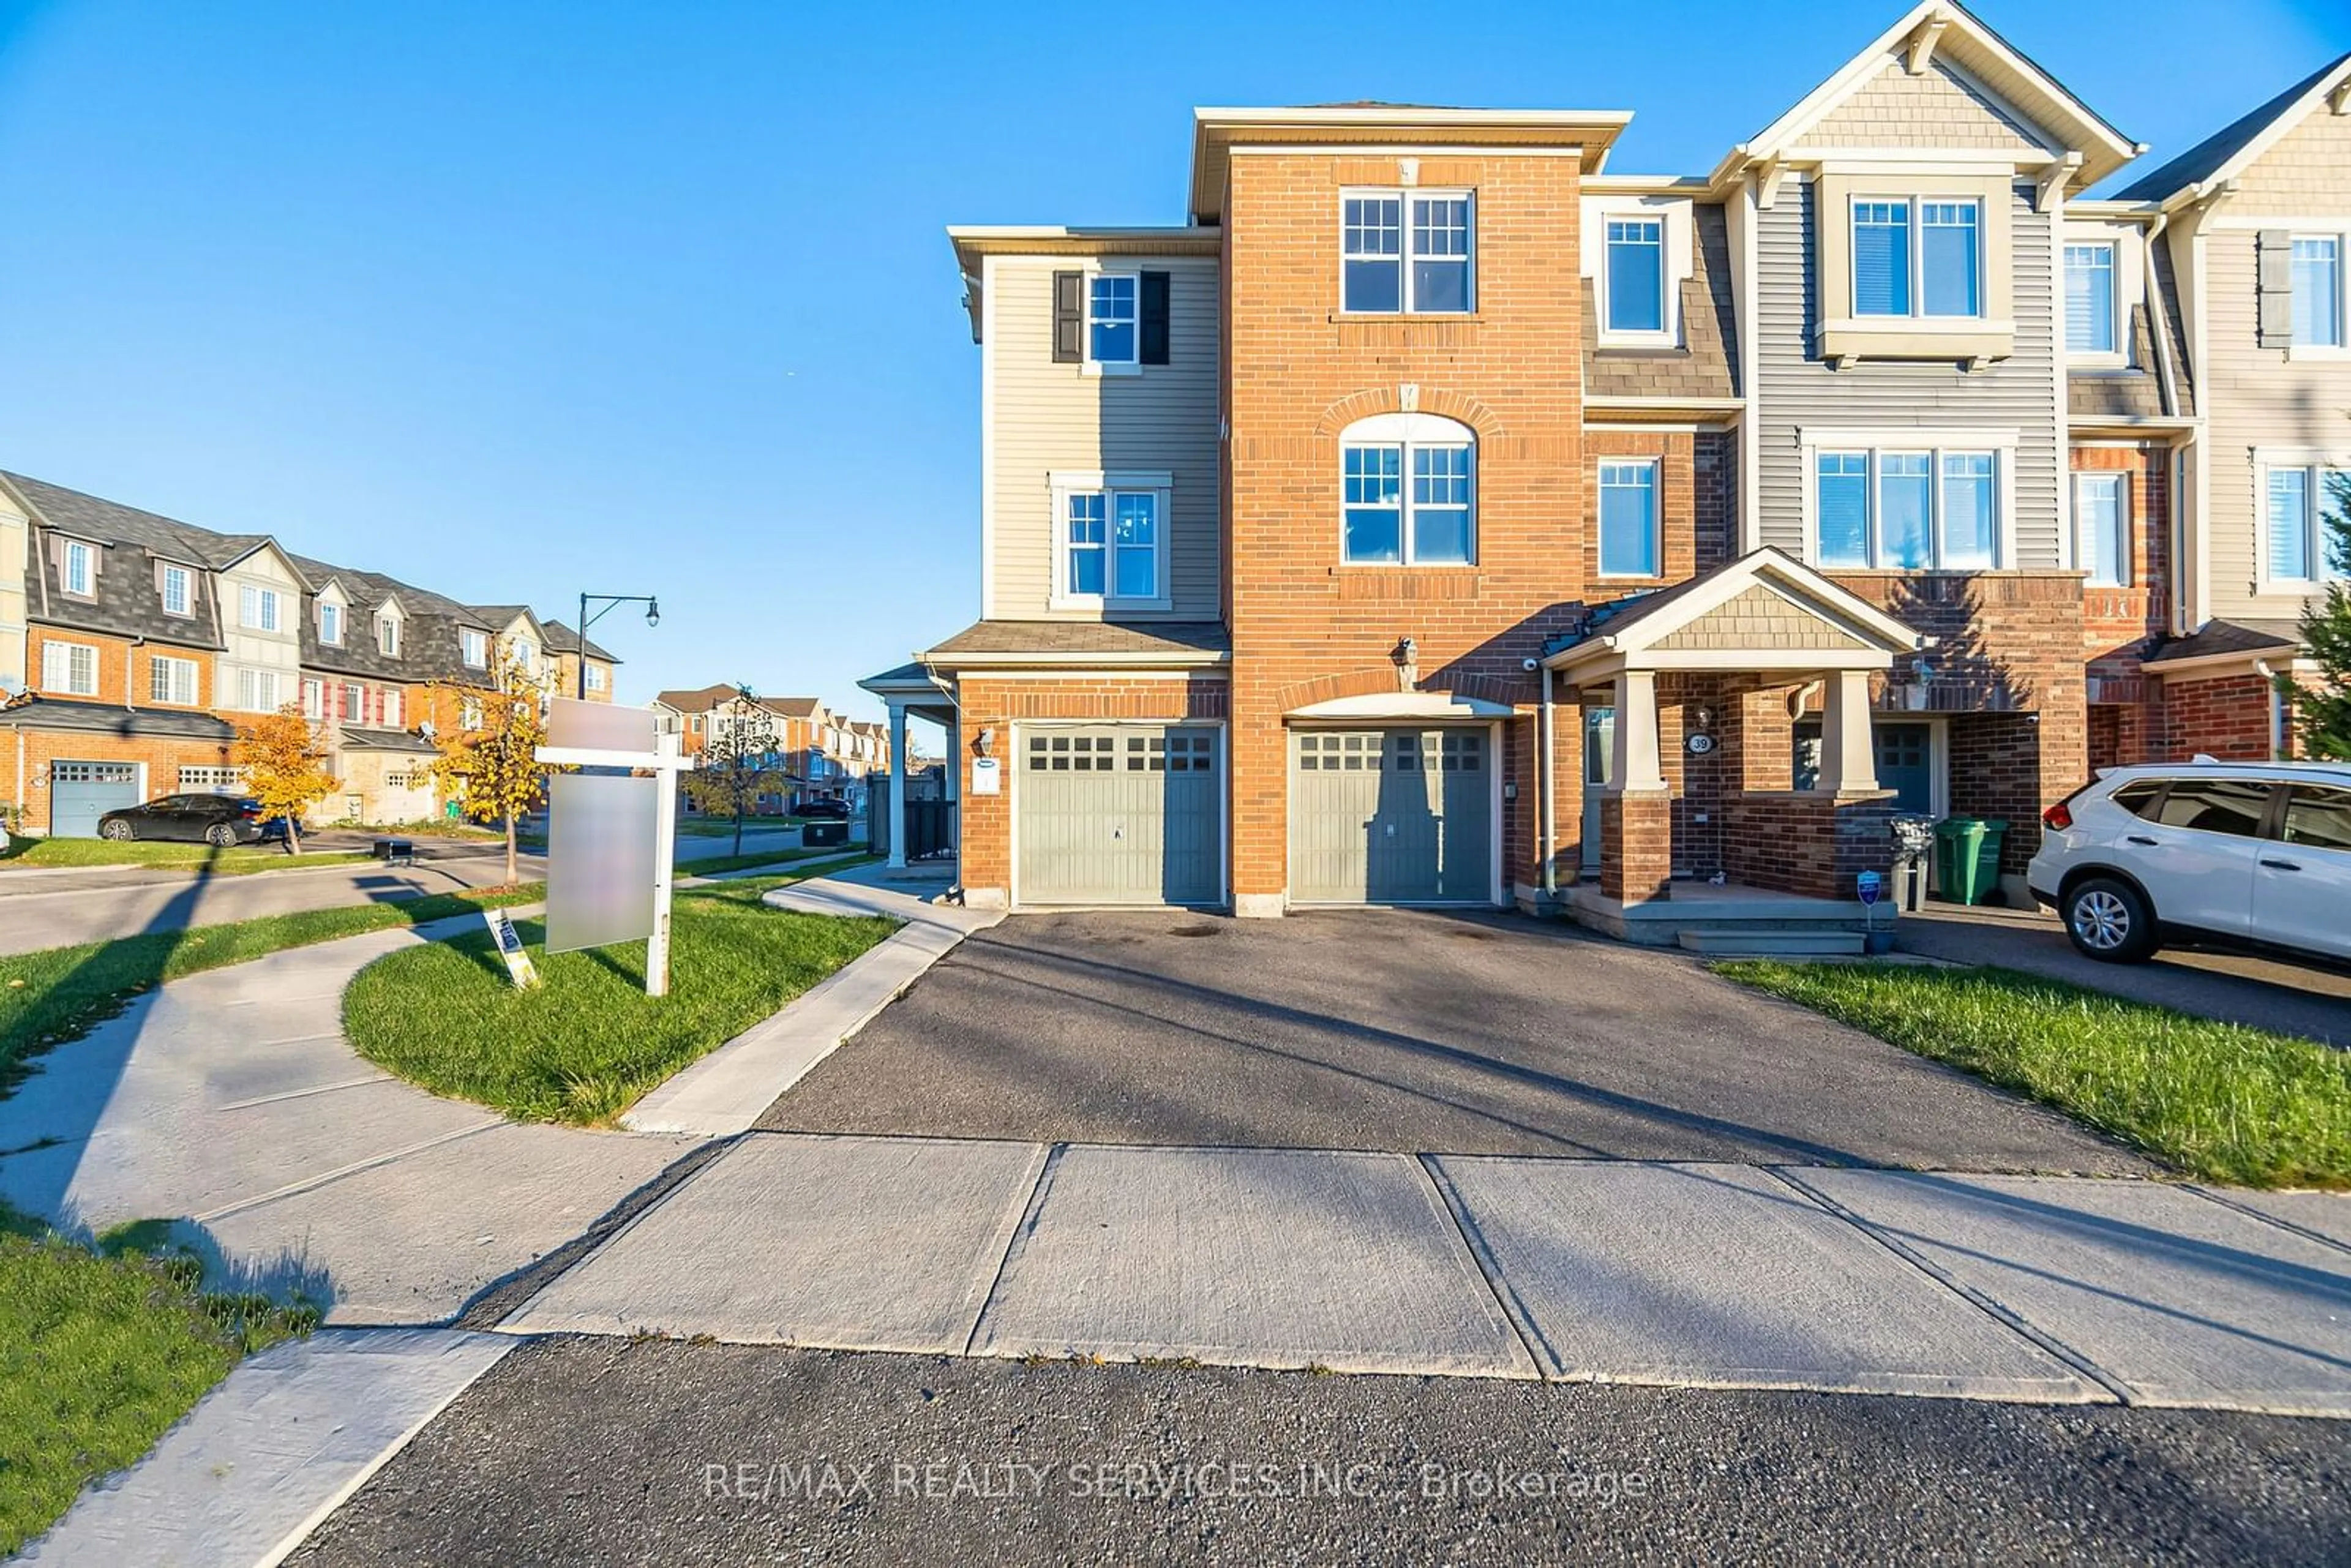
2193,224,2351,621
2218,105,2351,216
986,255,1221,620
1795,59,2055,156
1755,176,2064,566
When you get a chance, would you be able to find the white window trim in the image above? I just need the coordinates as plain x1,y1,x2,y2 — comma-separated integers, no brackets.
61,540,92,597
461,628,489,668
2073,471,2131,588
2061,225,2140,370
1798,427,2018,571
1338,411,1479,568
160,564,192,617
1338,188,1476,316
377,613,400,656
1850,193,1984,323
41,640,99,697
238,583,282,632
149,654,199,707
231,666,283,713
585,663,607,691
1581,197,1692,348
1048,469,1174,611
2254,451,2350,593
2287,231,2351,361
318,596,343,644
1081,268,1141,377
1596,458,1663,579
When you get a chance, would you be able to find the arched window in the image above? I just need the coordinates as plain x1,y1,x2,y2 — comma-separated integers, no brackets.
1340,412,1475,565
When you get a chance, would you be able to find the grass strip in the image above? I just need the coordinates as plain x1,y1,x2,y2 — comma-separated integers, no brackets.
0,1204,314,1555
345,872,895,1125
0,839,375,876
1715,960,2351,1188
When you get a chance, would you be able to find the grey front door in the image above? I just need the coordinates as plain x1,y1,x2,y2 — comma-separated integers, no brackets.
1581,707,1614,876
51,761,140,838
1017,726,1221,906
1289,727,1494,904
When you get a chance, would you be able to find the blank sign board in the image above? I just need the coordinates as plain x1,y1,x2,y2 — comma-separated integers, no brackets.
546,772,658,954
548,696,658,754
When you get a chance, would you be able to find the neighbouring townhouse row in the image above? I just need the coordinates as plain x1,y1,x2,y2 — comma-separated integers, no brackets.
864,1,2351,926
0,471,620,835
653,685,896,811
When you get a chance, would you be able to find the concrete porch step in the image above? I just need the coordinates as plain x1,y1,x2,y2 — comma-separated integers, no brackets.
1676,931,1865,958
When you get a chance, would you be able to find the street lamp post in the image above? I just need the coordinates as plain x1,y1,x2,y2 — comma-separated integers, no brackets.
574,591,661,699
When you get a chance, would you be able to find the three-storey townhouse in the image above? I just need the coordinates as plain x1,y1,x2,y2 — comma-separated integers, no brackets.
546,620,620,703
2115,53,2351,762
879,2,2228,925
0,473,246,835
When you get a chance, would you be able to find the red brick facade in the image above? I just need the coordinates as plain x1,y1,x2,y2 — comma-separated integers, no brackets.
2160,670,2279,762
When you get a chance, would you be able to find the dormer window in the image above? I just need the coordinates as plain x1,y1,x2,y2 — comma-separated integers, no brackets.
161,565,190,617
462,628,489,667
62,541,92,597
320,601,342,645
378,613,399,656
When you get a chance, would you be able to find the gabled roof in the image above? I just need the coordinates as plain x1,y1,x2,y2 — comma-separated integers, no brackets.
2113,53,2351,204
760,696,825,719
2141,618,2304,669
541,619,618,662
1713,1,2142,192
1543,548,1929,670
654,683,741,713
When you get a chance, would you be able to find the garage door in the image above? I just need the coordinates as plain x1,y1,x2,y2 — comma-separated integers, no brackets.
1290,728,1493,904
51,760,140,839
1018,726,1221,906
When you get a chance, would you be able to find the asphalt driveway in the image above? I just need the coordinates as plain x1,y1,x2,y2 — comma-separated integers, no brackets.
759,910,2148,1173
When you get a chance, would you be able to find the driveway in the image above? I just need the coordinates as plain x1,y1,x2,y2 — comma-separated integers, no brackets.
759,910,2148,1173
1895,904,2351,1048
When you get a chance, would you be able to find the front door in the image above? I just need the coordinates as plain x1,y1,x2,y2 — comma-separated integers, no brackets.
1874,723,1932,814
1581,707,1614,876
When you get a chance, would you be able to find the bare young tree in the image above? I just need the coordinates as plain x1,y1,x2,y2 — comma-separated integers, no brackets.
683,686,786,857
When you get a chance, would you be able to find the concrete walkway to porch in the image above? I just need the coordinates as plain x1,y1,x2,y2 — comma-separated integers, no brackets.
503,1130,2351,1416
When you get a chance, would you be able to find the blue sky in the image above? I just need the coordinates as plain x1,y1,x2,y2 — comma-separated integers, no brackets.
1,1,2344,724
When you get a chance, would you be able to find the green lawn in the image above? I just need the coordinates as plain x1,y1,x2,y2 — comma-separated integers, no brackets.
1717,961,2351,1188
680,843,868,877
0,838,373,876
344,874,896,1125
0,1205,314,1555
0,886,545,1092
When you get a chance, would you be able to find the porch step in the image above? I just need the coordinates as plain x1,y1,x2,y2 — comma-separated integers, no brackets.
1676,931,1866,958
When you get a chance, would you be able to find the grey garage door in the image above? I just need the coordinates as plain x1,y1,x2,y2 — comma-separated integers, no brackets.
1018,726,1222,906
1290,727,1493,904
51,760,140,839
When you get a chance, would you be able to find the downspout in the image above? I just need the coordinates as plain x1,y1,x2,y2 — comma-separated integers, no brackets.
2254,658,2285,759
124,635,143,713
1539,664,1556,901
2141,209,2191,638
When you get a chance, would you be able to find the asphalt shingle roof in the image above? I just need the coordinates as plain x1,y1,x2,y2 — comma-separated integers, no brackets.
922,620,1231,659
2114,54,2351,200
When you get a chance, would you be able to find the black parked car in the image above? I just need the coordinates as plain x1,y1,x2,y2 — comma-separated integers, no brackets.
798,798,853,821
97,793,274,847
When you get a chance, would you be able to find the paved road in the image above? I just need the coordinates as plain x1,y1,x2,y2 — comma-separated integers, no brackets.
283,1338,2351,1567
0,828,809,955
1896,904,2351,1047
760,909,2147,1172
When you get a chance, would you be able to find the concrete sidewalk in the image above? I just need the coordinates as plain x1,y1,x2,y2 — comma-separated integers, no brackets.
504,1131,2351,1416
0,909,699,1324
623,861,1001,1137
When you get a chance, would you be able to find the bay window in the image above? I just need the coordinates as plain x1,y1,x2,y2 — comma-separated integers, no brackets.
1340,413,1475,565
1853,195,1982,320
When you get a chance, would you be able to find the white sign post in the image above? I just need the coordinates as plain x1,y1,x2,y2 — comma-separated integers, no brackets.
537,722,699,999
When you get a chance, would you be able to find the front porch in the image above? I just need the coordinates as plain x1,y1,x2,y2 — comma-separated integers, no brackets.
1540,549,1932,948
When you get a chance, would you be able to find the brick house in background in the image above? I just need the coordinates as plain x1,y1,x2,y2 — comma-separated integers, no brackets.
870,1,2327,925
0,473,621,833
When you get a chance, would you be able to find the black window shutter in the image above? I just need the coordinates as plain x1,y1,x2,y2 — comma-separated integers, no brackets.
2257,231,2293,348
1052,271,1083,362
1141,271,1171,364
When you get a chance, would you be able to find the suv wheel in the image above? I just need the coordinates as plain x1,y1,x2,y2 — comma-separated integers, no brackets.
2064,877,2158,964
203,823,238,848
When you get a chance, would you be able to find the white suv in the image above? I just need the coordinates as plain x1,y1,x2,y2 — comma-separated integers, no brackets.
2027,760,2351,967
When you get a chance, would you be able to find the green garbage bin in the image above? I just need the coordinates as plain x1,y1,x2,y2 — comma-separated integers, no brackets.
1932,817,2009,906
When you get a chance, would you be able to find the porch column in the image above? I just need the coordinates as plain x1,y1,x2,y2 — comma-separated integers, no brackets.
1608,670,1667,792
1816,670,1879,794
886,700,909,871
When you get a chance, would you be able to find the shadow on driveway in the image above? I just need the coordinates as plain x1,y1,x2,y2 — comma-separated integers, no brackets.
759,909,2150,1173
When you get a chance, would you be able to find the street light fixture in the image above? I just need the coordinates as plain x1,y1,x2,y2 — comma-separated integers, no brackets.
574,591,660,700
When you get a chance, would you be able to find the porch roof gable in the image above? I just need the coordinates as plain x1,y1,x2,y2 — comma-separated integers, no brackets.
1542,548,1928,676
